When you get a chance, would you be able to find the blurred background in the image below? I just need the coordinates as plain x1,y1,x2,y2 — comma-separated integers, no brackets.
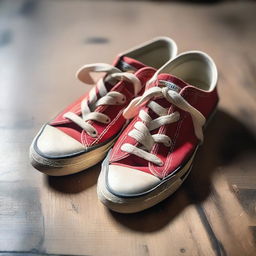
0,0,255,256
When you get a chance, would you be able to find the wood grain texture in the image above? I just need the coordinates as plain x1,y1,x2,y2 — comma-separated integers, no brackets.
0,0,256,255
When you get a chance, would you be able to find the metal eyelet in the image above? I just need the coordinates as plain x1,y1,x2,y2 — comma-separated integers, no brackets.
164,139,172,148
91,130,98,137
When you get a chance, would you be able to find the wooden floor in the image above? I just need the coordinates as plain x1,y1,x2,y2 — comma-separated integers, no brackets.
0,0,256,255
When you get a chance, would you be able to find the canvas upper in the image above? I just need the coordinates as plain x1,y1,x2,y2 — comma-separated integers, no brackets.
106,51,219,196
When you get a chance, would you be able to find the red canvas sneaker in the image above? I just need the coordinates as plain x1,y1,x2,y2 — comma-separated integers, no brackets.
30,37,177,176
97,51,218,213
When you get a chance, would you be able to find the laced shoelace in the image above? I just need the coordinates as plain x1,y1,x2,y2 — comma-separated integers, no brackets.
64,63,142,137
121,86,206,166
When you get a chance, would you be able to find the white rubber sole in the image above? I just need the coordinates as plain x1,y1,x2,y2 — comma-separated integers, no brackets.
29,138,116,176
97,150,196,213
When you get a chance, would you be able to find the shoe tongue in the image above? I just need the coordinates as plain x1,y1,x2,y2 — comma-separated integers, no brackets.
156,73,189,93
116,56,146,73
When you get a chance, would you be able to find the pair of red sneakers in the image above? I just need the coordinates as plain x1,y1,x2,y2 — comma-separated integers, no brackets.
30,37,218,213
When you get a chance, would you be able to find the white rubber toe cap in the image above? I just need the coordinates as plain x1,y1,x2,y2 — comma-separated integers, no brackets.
35,125,84,157
107,164,160,196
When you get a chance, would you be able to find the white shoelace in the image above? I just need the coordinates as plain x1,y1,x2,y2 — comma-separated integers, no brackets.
64,63,142,137
121,86,206,166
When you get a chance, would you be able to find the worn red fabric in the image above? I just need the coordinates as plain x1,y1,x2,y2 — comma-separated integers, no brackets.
48,56,156,145
109,74,219,178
